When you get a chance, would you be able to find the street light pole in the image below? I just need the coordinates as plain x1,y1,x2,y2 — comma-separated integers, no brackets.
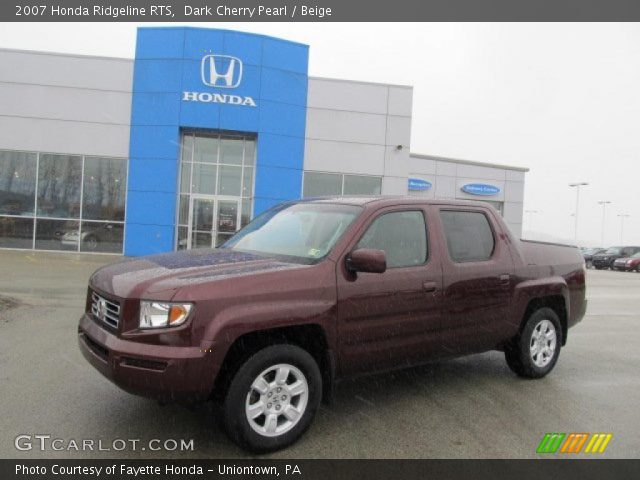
598,200,612,246
569,182,588,246
617,214,630,243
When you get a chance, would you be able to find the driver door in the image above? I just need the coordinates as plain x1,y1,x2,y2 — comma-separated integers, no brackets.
336,205,444,376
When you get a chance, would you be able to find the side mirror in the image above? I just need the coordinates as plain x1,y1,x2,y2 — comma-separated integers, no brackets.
346,248,387,274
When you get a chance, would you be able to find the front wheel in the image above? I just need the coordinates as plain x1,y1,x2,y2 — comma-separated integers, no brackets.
221,344,322,453
505,307,562,379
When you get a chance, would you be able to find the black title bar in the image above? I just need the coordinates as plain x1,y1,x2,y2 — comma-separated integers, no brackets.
3,460,640,480
3,0,640,22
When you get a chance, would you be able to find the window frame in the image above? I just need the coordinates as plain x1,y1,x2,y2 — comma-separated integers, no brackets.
302,171,382,197
0,148,128,255
438,208,497,264
353,208,430,270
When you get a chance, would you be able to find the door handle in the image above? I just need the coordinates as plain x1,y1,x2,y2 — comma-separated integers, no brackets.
499,274,511,285
422,281,438,293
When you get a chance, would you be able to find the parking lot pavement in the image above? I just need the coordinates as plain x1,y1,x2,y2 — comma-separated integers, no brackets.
0,250,639,459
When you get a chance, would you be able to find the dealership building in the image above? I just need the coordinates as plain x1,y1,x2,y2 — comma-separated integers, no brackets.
0,27,527,256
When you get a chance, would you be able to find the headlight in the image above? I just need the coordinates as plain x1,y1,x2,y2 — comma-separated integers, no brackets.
139,301,192,329
628,260,634,266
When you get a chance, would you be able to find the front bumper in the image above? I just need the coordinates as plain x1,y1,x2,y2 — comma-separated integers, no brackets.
78,313,217,403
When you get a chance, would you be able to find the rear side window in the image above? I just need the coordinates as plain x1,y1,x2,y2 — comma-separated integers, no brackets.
357,210,427,268
440,210,495,262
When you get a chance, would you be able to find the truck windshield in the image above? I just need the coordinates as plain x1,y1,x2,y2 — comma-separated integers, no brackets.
604,247,621,254
223,203,362,263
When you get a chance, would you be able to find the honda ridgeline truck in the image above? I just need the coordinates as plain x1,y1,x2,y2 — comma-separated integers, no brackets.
79,197,587,452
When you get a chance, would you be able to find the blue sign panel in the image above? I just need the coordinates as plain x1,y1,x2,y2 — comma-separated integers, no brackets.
125,27,309,256
461,183,501,196
408,178,432,191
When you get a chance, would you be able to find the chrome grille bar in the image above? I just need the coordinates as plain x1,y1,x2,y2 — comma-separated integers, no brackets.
91,292,120,329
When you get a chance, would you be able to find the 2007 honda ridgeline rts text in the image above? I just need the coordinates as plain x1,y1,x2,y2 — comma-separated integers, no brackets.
79,197,587,452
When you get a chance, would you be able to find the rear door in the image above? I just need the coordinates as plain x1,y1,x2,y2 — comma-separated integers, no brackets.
436,206,515,354
336,205,445,376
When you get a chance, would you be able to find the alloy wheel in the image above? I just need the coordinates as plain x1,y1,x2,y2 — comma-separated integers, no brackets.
529,319,557,368
245,363,309,437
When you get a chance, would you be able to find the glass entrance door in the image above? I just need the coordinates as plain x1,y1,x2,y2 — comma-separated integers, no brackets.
187,196,240,249
176,132,256,250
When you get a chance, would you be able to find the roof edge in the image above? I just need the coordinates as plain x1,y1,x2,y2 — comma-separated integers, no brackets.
410,152,529,172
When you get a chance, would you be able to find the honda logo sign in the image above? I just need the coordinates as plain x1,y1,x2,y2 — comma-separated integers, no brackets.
182,54,257,107
201,54,243,88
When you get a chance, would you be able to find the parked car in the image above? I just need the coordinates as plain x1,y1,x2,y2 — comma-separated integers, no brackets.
61,223,123,252
581,247,606,268
612,251,640,272
592,246,640,269
78,197,586,452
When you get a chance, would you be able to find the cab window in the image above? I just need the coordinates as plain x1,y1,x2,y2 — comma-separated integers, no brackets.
440,210,495,262
357,210,427,268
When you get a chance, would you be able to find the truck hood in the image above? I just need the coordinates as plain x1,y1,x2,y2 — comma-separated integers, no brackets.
90,249,306,299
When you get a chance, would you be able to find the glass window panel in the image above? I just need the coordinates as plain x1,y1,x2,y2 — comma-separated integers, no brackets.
36,219,79,251
177,226,189,250
192,164,217,195
216,233,233,248
181,133,194,163
241,199,252,228
220,138,243,165
193,135,218,163
440,211,495,262
218,165,242,196
81,157,126,221
179,162,191,193
343,175,382,195
79,221,124,253
192,232,212,249
178,195,189,225
303,172,342,197
37,154,82,218
0,150,37,216
0,216,34,249
357,211,428,268
242,167,253,197
244,139,256,166
217,201,238,233
192,199,214,231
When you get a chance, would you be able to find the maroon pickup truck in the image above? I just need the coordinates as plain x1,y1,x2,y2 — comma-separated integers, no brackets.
78,197,586,452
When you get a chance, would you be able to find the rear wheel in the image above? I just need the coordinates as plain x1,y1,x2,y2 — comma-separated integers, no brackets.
505,307,562,379
220,344,322,453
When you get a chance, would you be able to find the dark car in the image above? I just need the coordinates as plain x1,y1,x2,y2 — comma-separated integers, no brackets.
582,247,605,268
613,251,640,272
79,197,586,452
592,246,640,270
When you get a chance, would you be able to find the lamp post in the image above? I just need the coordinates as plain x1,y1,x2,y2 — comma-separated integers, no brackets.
569,182,588,246
598,200,612,247
617,214,630,243
525,210,538,232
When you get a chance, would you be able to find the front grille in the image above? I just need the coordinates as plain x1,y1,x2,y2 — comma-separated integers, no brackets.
91,292,121,329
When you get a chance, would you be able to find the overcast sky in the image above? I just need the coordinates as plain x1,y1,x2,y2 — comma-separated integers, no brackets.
1,22,639,246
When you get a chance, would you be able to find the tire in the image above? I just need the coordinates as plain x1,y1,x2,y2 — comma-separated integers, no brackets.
505,307,562,379
221,344,322,453
594,265,604,270
585,260,592,269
